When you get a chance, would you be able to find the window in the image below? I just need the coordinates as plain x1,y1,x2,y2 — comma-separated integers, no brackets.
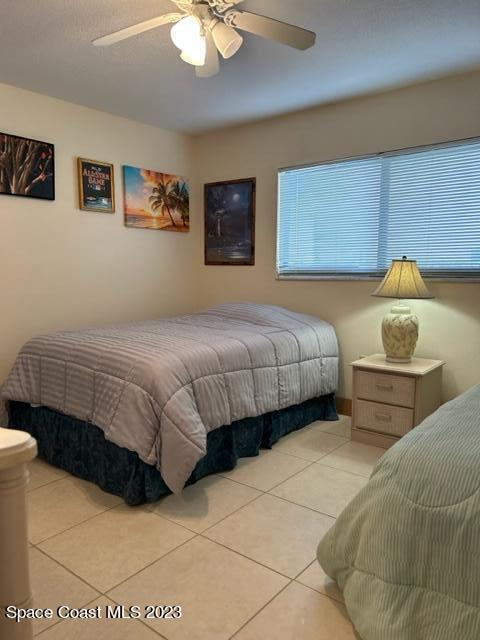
277,138,480,279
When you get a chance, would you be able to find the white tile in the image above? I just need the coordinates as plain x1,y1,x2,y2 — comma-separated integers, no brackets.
235,582,357,640
148,475,260,533
29,547,99,635
39,504,195,592
218,449,310,491
108,537,288,640
314,415,352,439
296,561,344,602
205,493,334,578
27,477,121,544
27,458,67,492
319,441,385,477
275,425,347,461
37,596,159,640
270,463,367,518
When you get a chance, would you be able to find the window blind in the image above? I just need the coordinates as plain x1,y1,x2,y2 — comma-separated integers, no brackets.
277,138,480,278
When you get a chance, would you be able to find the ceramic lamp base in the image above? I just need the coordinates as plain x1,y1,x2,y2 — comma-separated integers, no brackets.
381,304,419,363
385,355,413,364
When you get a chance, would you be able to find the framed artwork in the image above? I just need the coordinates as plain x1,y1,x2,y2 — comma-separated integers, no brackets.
77,158,115,213
204,178,256,265
123,165,189,232
0,132,54,200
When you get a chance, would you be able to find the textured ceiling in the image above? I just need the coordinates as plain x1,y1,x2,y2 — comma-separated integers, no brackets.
1,0,480,133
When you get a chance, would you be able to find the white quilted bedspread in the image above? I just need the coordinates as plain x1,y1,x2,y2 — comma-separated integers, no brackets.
2,303,338,492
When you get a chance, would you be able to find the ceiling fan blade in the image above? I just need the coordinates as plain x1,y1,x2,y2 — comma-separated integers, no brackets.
171,0,195,8
226,10,316,50
196,32,220,78
92,13,183,47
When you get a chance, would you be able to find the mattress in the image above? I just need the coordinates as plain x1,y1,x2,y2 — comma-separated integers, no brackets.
318,385,480,640
2,303,338,493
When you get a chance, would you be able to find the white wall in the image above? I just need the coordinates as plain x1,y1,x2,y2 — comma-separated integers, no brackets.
0,83,196,383
192,71,480,401
2,71,480,404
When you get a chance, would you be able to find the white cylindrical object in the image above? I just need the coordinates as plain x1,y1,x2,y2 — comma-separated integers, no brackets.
0,428,37,640
211,20,243,59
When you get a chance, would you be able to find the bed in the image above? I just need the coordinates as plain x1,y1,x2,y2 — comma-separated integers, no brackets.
318,385,480,640
2,303,339,504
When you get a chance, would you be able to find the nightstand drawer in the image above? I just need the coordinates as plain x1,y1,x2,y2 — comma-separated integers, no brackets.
355,399,414,437
355,370,415,408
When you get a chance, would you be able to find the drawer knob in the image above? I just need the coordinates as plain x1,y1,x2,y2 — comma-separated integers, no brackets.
375,383,393,391
375,412,392,422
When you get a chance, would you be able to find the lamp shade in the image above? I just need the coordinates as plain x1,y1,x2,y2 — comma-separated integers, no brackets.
171,15,207,66
372,257,434,300
210,20,243,59
171,15,202,50
180,39,206,67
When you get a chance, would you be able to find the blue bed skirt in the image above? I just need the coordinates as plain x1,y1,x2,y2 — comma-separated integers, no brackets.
8,395,337,505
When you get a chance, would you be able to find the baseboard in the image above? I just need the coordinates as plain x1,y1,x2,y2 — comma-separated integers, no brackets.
336,397,352,416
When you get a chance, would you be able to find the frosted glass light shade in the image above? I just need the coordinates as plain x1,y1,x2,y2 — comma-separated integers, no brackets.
180,38,206,66
211,20,243,59
372,257,434,300
171,16,201,49
171,16,207,66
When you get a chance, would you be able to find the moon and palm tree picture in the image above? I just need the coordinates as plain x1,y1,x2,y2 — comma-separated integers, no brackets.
204,178,255,265
123,165,189,232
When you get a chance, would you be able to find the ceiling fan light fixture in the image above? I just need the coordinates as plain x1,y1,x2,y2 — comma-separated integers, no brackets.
171,15,201,50
171,15,206,67
93,4,317,78
180,38,206,66
210,20,243,59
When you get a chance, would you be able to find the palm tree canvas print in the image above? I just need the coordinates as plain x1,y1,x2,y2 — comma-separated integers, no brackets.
123,165,189,232
0,132,54,200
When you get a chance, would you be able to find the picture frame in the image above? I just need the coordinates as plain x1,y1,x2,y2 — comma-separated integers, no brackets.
204,178,256,265
0,131,55,200
77,158,115,213
123,165,190,232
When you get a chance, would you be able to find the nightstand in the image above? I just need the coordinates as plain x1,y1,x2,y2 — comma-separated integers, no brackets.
350,354,445,449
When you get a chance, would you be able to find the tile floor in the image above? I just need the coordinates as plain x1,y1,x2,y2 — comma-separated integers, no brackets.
25,415,385,639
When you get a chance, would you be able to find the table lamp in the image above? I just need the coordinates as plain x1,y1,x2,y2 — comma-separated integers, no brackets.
371,257,434,363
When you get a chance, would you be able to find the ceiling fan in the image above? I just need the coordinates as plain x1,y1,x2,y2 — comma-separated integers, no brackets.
92,0,316,78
